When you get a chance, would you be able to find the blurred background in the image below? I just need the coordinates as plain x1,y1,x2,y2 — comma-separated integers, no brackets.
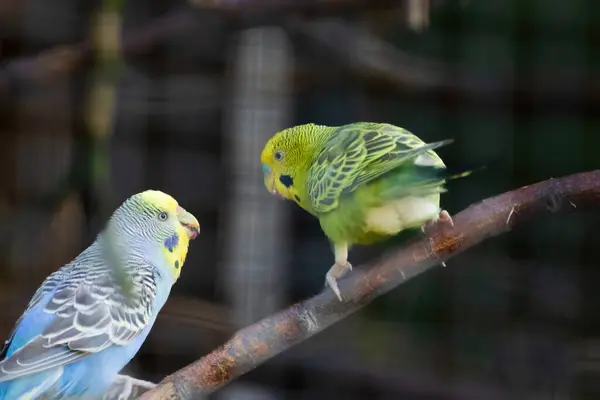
2,0,600,399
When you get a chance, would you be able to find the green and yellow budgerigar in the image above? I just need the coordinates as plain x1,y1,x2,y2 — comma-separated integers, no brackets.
0,190,199,399
261,122,467,301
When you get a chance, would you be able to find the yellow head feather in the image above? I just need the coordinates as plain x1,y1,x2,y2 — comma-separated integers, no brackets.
260,124,334,213
138,190,179,213
131,190,200,280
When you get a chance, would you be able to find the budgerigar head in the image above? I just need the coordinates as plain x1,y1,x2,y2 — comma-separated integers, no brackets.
261,123,328,204
105,190,200,280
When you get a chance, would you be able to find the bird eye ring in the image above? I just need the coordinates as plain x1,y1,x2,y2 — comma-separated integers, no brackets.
158,212,168,221
274,151,284,161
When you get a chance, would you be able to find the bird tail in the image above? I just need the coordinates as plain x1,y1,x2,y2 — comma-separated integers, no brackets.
443,164,486,182
380,163,484,200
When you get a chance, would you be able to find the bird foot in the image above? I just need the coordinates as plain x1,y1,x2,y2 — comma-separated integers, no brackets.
421,209,454,233
325,261,353,302
105,375,157,400
438,209,454,226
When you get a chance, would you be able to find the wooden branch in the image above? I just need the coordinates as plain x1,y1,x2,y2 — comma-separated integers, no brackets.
287,19,600,108
0,9,198,91
0,0,406,91
3,1,596,109
192,0,398,13
137,170,600,399
0,2,398,91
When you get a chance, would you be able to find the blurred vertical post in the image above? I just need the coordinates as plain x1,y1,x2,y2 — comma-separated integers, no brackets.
222,26,292,328
85,0,123,224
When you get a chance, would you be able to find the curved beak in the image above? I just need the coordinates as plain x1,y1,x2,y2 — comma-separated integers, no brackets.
262,163,273,189
176,206,200,240
262,163,283,198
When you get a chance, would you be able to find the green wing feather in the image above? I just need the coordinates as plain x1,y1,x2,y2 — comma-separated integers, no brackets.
307,123,452,213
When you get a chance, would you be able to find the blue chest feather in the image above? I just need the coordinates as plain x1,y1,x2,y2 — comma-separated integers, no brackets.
163,233,179,253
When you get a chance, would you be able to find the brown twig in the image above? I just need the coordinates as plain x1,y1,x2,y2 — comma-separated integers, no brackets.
191,0,398,13
3,1,597,110
0,1,403,91
0,9,198,91
287,18,600,109
138,170,600,399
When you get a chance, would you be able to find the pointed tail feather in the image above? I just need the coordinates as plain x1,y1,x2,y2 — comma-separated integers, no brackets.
380,163,483,200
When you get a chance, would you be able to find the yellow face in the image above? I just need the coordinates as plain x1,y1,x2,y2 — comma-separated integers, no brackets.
260,131,303,203
137,191,200,280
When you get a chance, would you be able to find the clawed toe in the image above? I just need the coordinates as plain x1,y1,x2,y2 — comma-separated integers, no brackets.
325,273,343,301
324,262,353,302
422,210,454,233
439,209,454,227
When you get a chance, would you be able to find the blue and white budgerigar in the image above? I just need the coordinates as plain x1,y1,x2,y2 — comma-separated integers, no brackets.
0,190,200,399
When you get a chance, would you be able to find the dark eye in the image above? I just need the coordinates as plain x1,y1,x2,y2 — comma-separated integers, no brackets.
158,212,168,221
274,151,284,161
